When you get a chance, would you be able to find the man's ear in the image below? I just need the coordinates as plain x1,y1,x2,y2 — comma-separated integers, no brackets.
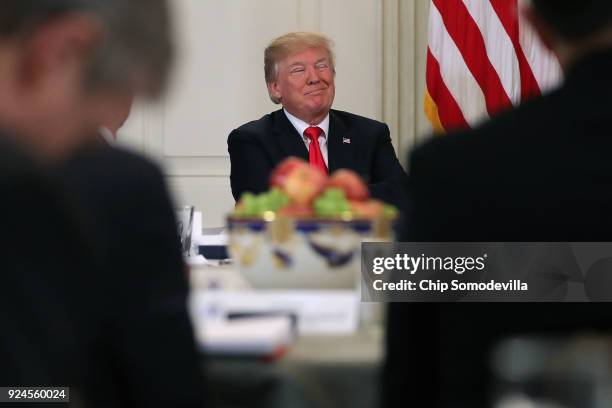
18,14,102,86
267,81,282,102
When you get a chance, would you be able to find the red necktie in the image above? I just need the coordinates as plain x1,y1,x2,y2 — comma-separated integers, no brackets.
304,126,328,174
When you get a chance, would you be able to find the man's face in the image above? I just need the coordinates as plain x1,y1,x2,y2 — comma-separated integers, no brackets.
268,47,335,124
0,15,111,160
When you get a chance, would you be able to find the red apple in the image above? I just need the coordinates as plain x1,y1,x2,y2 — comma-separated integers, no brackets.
278,204,314,217
327,169,369,201
349,199,384,218
269,157,308,188
283,165,326,206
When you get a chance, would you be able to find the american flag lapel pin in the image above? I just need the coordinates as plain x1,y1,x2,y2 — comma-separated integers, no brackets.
342,137,351,144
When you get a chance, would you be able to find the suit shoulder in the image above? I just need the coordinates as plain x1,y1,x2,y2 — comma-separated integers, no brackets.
229,111,278,141
0,139,70,213
95,145,162,178
0,135,41,182
415,87,563,156
61,145,166,197
331,109,388,131
410,89,565,180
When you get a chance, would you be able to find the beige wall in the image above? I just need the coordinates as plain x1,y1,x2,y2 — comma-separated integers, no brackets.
119,0,431,228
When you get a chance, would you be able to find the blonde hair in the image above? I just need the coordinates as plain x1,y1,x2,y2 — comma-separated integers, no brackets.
264,32,335,103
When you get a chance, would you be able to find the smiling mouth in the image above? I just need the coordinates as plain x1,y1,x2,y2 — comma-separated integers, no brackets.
305,89,327,96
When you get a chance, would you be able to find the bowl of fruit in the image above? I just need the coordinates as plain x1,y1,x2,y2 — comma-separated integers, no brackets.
227,158,398,290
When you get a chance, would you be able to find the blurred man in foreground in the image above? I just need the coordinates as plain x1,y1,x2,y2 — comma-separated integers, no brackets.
0,0,111,396
0,1,206,406
228,31,408,208
385,0,612,407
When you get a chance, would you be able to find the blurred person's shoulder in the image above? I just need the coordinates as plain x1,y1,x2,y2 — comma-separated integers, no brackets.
0,133,73,211
61,142,167,193
0,129,103,279
0,132,45,182
409,87,568,183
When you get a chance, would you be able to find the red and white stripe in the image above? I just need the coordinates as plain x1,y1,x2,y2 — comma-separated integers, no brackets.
425,0,561,133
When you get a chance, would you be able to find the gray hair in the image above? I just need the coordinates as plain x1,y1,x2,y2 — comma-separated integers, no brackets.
0,0,174,97
264,32,335,104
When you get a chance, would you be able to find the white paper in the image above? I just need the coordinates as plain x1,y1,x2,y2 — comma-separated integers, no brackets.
190,290,359,335
192,211,202,238
195,316,293,355
186,255,212,266
193,231,228,246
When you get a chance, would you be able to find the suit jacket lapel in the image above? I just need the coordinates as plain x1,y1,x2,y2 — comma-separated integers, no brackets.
327,110,354,173
272,109,309,161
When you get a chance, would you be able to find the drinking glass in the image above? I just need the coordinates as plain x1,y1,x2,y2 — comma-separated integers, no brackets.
176,205,194,257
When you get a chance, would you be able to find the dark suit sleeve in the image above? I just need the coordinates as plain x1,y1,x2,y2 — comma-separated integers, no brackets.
367,124,409,209
228,128,274,202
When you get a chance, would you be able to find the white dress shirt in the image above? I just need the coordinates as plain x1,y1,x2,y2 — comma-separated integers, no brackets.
283,109,330,167
99,126,116,146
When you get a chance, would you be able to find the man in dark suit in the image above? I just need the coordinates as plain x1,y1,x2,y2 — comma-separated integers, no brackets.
0,1,207,406
228,32,408,207
384,1,612,407
0,1,111,399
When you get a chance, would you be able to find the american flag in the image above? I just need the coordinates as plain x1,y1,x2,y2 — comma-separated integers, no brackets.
424,0,562,133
